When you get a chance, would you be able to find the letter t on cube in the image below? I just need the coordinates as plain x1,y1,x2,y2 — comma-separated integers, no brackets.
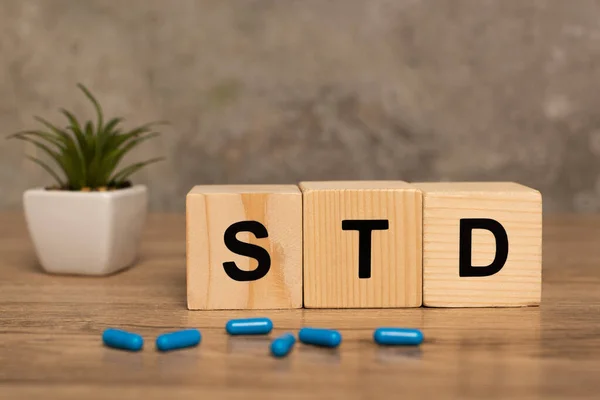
300,181,423,308
186,185,302,310
413,182,542,307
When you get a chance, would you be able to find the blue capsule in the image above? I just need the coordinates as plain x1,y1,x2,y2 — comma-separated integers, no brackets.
102,328,144,351
270,333,296,358
373,327,423,346
298,327,342,348
225,318,273,335
156,329,202,352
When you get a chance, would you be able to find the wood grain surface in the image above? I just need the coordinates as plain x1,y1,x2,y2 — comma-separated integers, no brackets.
414,182,542,307
300,181,422,308
1,212,599,399
186,185,302,310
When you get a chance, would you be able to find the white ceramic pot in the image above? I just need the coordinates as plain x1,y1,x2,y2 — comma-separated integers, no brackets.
23,185,148,275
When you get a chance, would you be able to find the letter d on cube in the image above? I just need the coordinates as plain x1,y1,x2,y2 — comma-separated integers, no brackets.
414,182,542,307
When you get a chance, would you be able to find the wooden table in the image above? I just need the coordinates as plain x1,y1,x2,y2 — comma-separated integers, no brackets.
1,212,599,399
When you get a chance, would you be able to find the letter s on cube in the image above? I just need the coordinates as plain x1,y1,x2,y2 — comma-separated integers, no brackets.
186,185,302,310
413,182,542,307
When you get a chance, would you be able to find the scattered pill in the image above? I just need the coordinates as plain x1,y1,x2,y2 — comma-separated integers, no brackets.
102,328,143,351
226,317,273,335
373,327,423,346
270,333,296,358
156,329,202,352
298,327,342,348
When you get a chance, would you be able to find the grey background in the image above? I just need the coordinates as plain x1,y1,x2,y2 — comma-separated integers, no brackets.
1,0,599,213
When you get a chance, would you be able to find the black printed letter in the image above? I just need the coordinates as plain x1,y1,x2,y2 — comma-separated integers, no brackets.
342,219,389,279
459,218,508,277
223,221,271,281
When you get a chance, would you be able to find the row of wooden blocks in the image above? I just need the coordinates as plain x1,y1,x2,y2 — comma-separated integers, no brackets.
186,181,542,310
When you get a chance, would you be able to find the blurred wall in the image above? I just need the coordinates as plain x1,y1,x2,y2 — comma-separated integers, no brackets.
1,0,600,213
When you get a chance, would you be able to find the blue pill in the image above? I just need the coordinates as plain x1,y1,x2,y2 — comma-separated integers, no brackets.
298,327,342,348
156,329,201,351
270,333,296,358
373,327,423,346
102,328,143,351
226,318,273,335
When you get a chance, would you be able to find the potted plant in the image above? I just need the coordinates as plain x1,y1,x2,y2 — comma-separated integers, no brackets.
7,83,165,276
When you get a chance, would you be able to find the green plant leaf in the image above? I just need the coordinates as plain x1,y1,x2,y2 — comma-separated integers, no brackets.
109,132,159,167
77,83,103,133
60,109,88,153
25,156,65,187
9,133,69,176
96,119,123,159
33,116,81,156
111,121,168,149
110,157,164,184
7,130,66,151
60,109,91,183
90,118,124,186
102,117,123,135
7,84,165,189
97,132,160,184
31,117,86,188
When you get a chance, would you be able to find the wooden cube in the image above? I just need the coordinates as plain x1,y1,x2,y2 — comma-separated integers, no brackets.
186,185,302,310
299,181,423,308
413,182,542,307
